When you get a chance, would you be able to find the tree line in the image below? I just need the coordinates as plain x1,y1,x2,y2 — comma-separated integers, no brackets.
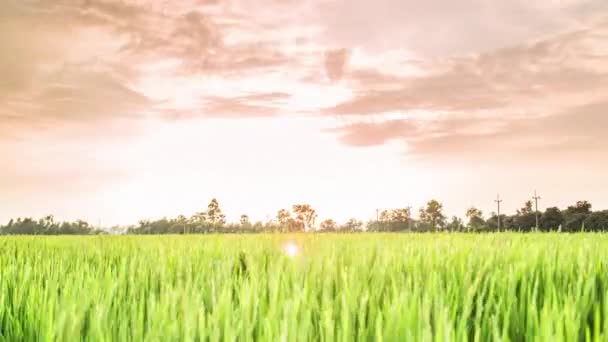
1,198,607,235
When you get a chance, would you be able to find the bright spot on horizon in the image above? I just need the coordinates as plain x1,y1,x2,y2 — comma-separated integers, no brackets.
283,242,300,257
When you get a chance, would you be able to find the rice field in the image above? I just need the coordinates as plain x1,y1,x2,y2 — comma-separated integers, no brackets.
0,234,607,341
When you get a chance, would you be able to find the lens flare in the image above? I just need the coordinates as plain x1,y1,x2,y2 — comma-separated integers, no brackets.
283,242,300,257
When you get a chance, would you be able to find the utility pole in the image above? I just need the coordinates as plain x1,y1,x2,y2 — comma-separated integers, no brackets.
376,208,380,222
533,190,541,231
495,195,503,231
407,205,412,231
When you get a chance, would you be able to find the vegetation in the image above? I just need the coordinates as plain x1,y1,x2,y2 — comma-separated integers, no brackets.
0,216,105,235
2,199,607,235
1,234,608,340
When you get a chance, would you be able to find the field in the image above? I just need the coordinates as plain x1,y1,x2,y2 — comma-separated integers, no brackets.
0,234,607,341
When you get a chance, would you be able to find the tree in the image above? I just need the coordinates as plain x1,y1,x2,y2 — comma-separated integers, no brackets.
583,211,608,232
341,218,364,232
540,207,564,231
276,209,303,232
486,214,507,231
206,199,226,225
564,214,587,232
240,214,250,226
419,200,446,231
292,204,317,232
466,207,485,231
563,201,592,232
565,201,592,215
379,210,392,223
319,219,338,232
1,216,100,235
518,201,534,215
446,216,465,232
375,207,412,231
514,201,536,231
277,209,291,225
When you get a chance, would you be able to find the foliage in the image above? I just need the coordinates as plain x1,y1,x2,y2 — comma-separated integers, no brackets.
0,216,104,235
3,199,608,235
466,207,486,231
419,200,446,231
292,204,317,232
340,218,364,232
318,219,338,232
540,207,564,231
369,207,413,232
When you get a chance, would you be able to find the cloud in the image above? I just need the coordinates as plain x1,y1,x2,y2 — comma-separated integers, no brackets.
325,23,608,116
316,0,605,56
0,0,303,138
161,92,291,119
330,100,608,163
324,48,350,81
327,120,417,147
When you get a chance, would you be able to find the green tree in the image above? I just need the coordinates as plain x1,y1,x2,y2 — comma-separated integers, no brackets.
486,214,507,231
514,201,536,231
583,211,608,232
446,216,465,232
565,201,592,215
419,200,446,231
540,207,564,231
466,207,485,231
376,207,412,231
518,201,534,215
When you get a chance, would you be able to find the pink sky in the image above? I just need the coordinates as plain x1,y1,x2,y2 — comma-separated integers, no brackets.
1,0,607,226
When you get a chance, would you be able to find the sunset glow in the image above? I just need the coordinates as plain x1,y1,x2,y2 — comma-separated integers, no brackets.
1,0,607,226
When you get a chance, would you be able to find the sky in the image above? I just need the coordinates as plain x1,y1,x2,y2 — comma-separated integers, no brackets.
1,0,607,226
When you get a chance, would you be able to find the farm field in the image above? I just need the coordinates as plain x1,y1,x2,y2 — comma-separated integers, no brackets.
0,234,607,341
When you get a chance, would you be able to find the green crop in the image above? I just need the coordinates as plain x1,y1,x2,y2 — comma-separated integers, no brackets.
0,234,606,341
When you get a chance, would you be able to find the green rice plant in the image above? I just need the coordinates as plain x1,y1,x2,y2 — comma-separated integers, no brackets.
0,234,606,341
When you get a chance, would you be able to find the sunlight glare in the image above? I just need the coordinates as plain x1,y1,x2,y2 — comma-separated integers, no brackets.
283,242,300,257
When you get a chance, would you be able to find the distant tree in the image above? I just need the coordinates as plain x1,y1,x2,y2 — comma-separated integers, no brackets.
240,214,250,226
466,207,485,231
562,201,593,232
514,201,536,231
319,219,338,232
564,214,587,232
277,209,291,225
518,201,534,215
583,211,608,232
374,207,412,231
341,218,364,232
540,207,564,231
292,204,317,232
565,201,592,215
1,216,100,235
379,210,392,223
190,208,210,233
486,214,507,231
276,209,303,232
446,216,465,232
206,199,226,225
419,200,446,231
